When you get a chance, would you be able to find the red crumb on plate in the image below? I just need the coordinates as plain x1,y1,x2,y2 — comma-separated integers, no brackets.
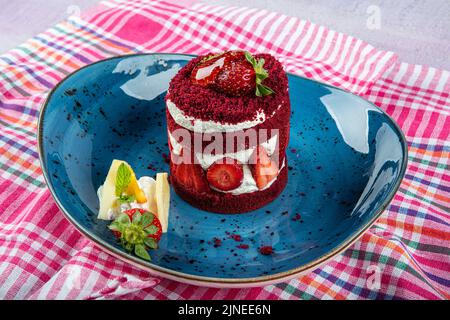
259,246,274,255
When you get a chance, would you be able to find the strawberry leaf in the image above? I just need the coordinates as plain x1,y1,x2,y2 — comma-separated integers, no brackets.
108,221,123,233
245,51,274,97
132,210,142,225
117,213,131,225
135,244,151,261
140,213,154,227
256,84,275,97
121,238,134,252
245,51,257,67
144,238,158,249
144,225,159,235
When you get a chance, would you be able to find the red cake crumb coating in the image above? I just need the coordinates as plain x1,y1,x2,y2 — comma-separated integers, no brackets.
166,53,289,124
165,51,290,214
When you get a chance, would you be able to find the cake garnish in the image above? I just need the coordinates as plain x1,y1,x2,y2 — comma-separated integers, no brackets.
98,160,147,220
190,50,274,97
206,158,244,191
190,54,226,86
97,160,171,261
155,172,170,233
108,208,162,261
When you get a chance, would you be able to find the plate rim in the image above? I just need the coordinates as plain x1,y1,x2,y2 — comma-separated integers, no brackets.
37,52,408,287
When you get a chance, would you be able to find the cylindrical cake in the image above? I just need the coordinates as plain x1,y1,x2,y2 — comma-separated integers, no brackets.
165,51,290,213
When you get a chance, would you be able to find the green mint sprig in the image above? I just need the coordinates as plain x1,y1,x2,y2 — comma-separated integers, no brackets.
117,194,136,204
108,211,159,261
245,51,275,97
115,163,133,203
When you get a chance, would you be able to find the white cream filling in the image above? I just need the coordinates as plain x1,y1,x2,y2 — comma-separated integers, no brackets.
168,131,182,156
224,158,285,195
97,176,155,220
194,134,278,168
169,131,279,164
168,129,282,195
167,99,267,133
195,135,282,195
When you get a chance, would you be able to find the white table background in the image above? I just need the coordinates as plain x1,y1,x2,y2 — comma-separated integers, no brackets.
0,0,449,70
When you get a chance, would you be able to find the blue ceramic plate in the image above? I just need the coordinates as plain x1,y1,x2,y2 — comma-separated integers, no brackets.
38,53,407,287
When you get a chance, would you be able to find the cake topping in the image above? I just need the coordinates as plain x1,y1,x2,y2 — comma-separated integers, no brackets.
190,55,226,86
206,158,244,191
167,52,288,125
97,160,171,261
190,50,274,97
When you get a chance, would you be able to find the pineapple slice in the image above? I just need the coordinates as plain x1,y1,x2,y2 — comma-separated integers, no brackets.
155,172,170,233
147,180,158,214
125,164,147,203
98,159,122,220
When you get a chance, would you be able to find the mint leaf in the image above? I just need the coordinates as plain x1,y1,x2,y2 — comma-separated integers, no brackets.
140,213,154,227
135,244,151,261
115,163,131,196
144,225,158,235
117,194,135,204
144,238,158,249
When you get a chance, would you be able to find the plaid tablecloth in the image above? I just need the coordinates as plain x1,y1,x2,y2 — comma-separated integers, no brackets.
0,0,449,300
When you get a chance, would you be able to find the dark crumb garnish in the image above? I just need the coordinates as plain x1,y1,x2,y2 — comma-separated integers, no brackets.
213,237,222,248
259,246,274,255
229,234,242,242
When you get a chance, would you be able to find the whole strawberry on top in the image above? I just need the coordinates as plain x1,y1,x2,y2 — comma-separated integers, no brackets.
190,50,274,97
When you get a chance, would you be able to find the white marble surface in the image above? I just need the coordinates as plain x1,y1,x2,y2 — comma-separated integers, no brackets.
0,0,449,70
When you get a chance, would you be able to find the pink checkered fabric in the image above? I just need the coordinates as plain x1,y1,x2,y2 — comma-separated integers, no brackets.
0,0,449,299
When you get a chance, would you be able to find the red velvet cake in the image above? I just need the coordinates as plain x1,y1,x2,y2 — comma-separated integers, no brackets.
165,51,290,213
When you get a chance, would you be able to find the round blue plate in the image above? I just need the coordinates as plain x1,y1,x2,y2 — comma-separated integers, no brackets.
38,53,407,287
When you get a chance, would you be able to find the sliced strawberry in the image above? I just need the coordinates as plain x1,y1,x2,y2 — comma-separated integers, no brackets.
173,163,210,193
206,158,244,191
251,147,279,190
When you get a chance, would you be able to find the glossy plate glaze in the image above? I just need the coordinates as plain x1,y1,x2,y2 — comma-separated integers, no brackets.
38,53,407,288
